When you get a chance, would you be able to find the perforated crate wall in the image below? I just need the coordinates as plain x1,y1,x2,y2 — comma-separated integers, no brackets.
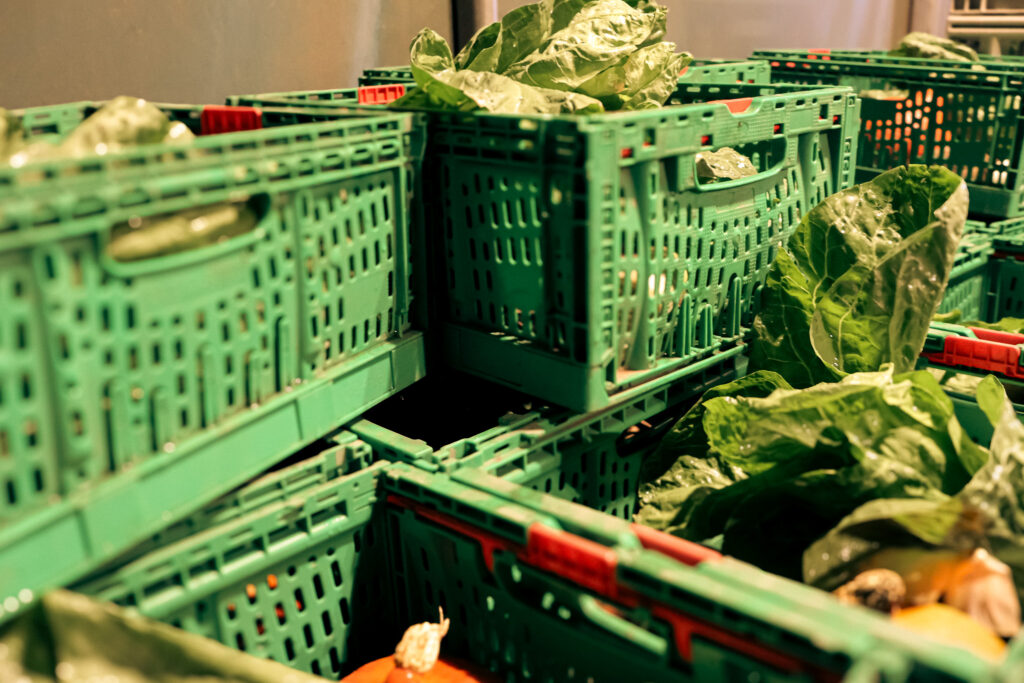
0,101,418,522
75,432,397,679
757,50,1024,217
431,83,858,410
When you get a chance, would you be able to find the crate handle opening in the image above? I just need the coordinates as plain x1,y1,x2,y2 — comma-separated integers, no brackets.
693,137,789,193
101,194,269,277
577,594,670,658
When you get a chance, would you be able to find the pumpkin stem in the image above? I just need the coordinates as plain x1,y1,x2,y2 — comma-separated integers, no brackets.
394,607,451,674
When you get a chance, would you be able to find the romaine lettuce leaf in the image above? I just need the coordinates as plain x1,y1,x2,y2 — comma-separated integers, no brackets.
750,165,968,388
636,366,987,579
392,0,689,114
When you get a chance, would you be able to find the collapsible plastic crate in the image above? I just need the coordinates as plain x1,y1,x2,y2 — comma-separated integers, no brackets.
228,82,859,411
755,49,1024,217
0,101,426,607
421,82,858,411
71,414,1015,681
938,221,995,321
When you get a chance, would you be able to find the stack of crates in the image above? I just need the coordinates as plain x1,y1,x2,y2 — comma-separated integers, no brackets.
948,0,1024,57
6,58,1024,683
0,101,427,612
755,48,1024,218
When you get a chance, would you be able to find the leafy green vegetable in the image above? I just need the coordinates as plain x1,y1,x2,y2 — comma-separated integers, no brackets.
934,310,1024,334
637,366,988,579
0,590,327,682
891,32,979,62
803,376,1024,598
107,202,259,263
696,147,756,182
392,0,690,115
2,96,194,168
749,165,968,388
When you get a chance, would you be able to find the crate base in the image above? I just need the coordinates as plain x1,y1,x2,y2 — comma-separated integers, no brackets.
441,323,746,413
0,331,427,610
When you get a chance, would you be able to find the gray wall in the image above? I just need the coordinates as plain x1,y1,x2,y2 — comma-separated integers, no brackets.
1,0,452,108
1,0,950,109
488,0,946,57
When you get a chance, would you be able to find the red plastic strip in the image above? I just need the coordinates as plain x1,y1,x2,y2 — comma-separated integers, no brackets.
357,84,407,105
970,326,1024,345
386,495,517,571
525,524,625,601
922,335,1024,380
708,97,754,114
200,105,262,135
651,606,839,680
808,49,831,54
630,524,721,566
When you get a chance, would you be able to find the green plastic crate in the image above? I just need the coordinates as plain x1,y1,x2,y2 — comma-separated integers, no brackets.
421,82,858,411
755,49,1024,218
73,428,400,678
938,222,995,321
227,82,860,411
358,59,772,88
0,101,427,606
70,413,1011,682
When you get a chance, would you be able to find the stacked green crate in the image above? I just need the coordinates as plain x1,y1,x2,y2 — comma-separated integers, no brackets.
0,101,426,614
756,49,1024,218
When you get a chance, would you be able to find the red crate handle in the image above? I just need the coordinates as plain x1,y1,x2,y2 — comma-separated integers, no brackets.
200,105,263,135
922,328,1024,380
630,524,721,566
357,84,407,105
707,97,754,114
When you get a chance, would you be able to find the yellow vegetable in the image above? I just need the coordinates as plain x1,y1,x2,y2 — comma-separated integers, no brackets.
892,604,1005,660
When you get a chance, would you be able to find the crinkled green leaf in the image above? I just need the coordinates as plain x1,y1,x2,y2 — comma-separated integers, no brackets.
393,69,604,114
695,147,757,182
58,96,194,158
892,32,979,62
802,496,964,590
635,371,792,544
750,165,968,388
399,0,685,114
502,0,667,92
409,28,457,85
805,376,1024,596
577,43,689,110
637,367,986,580
454,2,553,74
3,97,193,168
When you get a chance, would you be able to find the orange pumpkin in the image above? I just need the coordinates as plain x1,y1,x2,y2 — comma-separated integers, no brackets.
341,608,500,683
341,656,499,683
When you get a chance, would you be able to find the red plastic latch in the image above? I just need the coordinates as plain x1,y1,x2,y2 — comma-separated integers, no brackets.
709,97,754,114
386,495,517,571
630,524,721,566
357,84,407,105
525,524,623,601
650,605,832,677
201,105,263,135
922,331,1024,381
679,65,690,76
